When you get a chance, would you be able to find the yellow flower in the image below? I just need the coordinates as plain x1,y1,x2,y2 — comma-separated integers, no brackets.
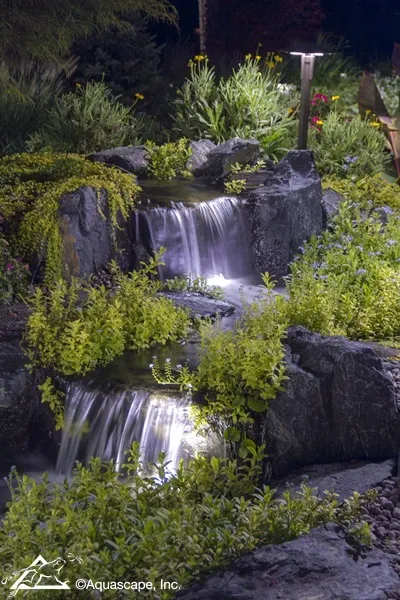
369,121,381,127
365,109,371,115
266,61,275,69
316,119,324,125
245,53,252,60
75,82,82,88
135,93,144,100
288,107,294,114
255,55,261,61
331,95,340,101
194,54,205,62
274,55,283,62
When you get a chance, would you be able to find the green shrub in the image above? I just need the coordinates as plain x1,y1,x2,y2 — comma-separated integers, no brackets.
0,445,373,600
0,61,71,155
286,201,400,340
145,138,192,180
224,179,247,194
323,174,400,212
153,277,288,436
0,234,30,305
25,254,190,377
309,112,389,178
0,153,139,283
27,81,135,154
173,56,298,161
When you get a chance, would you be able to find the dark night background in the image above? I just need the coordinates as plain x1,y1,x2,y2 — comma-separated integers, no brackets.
156,0,400,64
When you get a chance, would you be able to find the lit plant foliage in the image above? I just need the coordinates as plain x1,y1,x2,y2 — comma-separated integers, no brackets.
25,253,190,377
0,445,374,600
0,153,139,283
173,55,298,161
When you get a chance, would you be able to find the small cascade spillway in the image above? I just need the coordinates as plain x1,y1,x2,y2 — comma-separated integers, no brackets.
56,375,222,476
134,181,252,281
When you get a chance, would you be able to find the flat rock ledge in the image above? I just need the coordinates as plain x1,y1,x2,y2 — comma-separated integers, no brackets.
177,523,400,600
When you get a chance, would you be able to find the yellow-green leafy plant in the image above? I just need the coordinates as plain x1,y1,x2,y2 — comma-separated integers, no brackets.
173,56,298,161
224,179,247,194
0,153,140,283
153,275,288,440
25,254,190,377
145,138,192,180
323,174,400,211
230,159,266,174
286,201,400,341
309,112,390,178
37,377,65,430
0,444,373,600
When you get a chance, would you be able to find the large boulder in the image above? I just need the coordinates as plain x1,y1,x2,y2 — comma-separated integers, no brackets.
59,187,113,280
195,138,260,179
88,146,150,177
186,140,217,176
245,150,323,279
59,186,135,280
0,337,34,450
263,326,400,477
177,524,399,600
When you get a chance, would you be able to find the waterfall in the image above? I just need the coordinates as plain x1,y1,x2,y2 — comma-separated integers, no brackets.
135,196,251,280
56,382,221,476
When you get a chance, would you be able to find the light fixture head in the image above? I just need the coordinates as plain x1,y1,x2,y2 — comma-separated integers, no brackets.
290,51,324,56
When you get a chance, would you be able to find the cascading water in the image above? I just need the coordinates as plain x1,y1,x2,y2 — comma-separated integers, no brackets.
134,195,251,280
56,381,222,476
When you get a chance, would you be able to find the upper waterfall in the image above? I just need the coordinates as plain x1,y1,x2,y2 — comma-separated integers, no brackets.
134,182,252,280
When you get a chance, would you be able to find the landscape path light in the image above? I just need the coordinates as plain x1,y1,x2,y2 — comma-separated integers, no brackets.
290,51,324,150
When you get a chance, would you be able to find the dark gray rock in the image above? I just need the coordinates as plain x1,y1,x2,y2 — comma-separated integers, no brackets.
322,188,345,226
177,524,399,600
0,337,34,449
89,146,149,177
59,187,113,280
186,140,217,176
273,459,396,501
263,326,400,477
196,138,260,179
159,292,235,320
246,150,323,279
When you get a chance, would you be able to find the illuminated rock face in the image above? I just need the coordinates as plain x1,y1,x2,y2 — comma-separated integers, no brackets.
246,150,323,279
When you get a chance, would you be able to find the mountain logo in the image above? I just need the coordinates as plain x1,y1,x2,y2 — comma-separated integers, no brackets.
2,553,82,596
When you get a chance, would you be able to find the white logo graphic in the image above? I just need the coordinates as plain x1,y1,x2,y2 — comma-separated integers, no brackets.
2,553,82,596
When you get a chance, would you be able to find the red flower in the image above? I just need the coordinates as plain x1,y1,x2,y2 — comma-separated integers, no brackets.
313,93,328,103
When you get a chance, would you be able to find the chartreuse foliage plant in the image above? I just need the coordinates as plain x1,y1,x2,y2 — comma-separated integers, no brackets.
309,112,389,178
0,444,374,600
145,138,192,180
25,253,190,378
173,56,297,161
286,200,400,341
153,276,288,441
0,153,139,283
323,174,400,212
